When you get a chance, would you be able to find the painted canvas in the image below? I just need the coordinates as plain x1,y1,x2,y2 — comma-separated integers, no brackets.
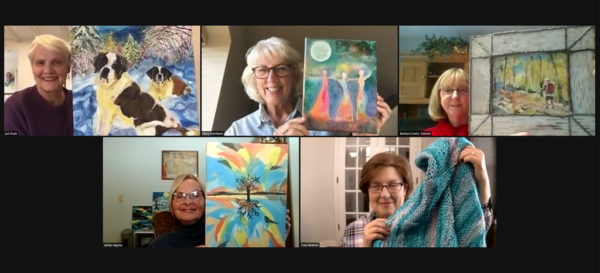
206,142,289,247
4,50,18,93
70,26,199,136
162,150,198,180
303,38,377,133
132,206,152,231
153,192,170,213
493,52,570,116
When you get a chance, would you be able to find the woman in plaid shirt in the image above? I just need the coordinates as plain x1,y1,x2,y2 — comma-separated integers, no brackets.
341,149,493,247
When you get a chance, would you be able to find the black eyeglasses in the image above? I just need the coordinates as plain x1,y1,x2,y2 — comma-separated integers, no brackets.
252,64,292,79
172,190,203,202
368,183,405,194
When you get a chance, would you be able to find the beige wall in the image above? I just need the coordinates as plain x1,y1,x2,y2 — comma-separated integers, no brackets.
201,26,231,131
192,26,201,124
211,26,399,134
300,137,338,246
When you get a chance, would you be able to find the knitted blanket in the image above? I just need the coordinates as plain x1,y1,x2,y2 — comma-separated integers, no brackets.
374,137,486,247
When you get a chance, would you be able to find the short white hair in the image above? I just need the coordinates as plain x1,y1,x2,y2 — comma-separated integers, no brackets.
28,34,71,65
241,37,303,104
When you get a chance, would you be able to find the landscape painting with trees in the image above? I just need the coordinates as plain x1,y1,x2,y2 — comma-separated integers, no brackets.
492,52,570,116
205,142,288,247
70,26,199,135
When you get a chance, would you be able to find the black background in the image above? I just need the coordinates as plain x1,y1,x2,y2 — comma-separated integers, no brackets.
1,0,598,271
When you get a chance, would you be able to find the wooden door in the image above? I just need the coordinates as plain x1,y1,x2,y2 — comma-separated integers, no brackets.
399,60,428,101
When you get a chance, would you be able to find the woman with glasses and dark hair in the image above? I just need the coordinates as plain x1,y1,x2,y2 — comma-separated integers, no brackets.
152,174,206,247
424,68,469,136
341,149,492,247
224,37,391,136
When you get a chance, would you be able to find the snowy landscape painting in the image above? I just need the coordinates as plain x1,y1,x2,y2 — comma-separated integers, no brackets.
70,26,199,136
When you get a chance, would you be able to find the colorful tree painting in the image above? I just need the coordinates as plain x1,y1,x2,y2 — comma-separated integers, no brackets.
206,143,289,247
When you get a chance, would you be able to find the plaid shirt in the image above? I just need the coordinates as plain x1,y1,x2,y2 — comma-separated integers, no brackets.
340,211,376,247
341,203,494,247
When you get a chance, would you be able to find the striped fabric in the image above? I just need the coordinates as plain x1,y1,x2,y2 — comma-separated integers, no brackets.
374,137,487,247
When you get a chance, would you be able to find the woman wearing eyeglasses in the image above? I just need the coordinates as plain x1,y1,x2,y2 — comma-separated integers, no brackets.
152,174,206,247
152,173,293,247
424,68,469,136
341,150,492,247
224,37,391,136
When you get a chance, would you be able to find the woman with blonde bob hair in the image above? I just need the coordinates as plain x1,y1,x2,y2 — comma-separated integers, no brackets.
425,68,469,136
152,174,206,247
4,34,73,136
225,36,391,136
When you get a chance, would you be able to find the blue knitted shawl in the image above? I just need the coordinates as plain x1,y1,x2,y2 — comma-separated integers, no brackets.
374,137,486,247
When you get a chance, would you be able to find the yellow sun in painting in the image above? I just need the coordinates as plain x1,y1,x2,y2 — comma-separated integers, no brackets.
310,41,331,62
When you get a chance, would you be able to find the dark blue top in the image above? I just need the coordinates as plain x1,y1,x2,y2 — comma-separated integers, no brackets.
151,216,205,248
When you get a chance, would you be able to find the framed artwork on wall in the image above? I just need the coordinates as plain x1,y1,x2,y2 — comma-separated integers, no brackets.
4,50,18,93
161,150,198,180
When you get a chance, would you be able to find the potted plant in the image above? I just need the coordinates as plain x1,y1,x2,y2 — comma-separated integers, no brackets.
411,34,469,59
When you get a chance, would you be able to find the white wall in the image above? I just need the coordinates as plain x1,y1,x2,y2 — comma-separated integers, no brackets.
103,137,300,246
201,26,231,131
300,137,338,246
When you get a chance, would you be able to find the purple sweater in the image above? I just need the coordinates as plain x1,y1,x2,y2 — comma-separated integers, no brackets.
3,85,74,136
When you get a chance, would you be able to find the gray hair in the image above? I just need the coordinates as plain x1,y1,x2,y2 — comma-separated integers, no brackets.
241,37,303,104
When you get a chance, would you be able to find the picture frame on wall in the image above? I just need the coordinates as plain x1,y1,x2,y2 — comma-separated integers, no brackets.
4,50,18,93
161,150,198,180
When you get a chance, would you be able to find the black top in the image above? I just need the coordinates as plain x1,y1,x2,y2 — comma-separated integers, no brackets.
151,216,205,248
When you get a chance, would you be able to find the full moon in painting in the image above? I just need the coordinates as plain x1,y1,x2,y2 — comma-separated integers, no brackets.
310,41,331,62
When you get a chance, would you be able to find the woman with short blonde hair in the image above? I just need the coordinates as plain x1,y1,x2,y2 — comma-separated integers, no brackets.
153,174,206,247
425,68,469,136
4,34,73,136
